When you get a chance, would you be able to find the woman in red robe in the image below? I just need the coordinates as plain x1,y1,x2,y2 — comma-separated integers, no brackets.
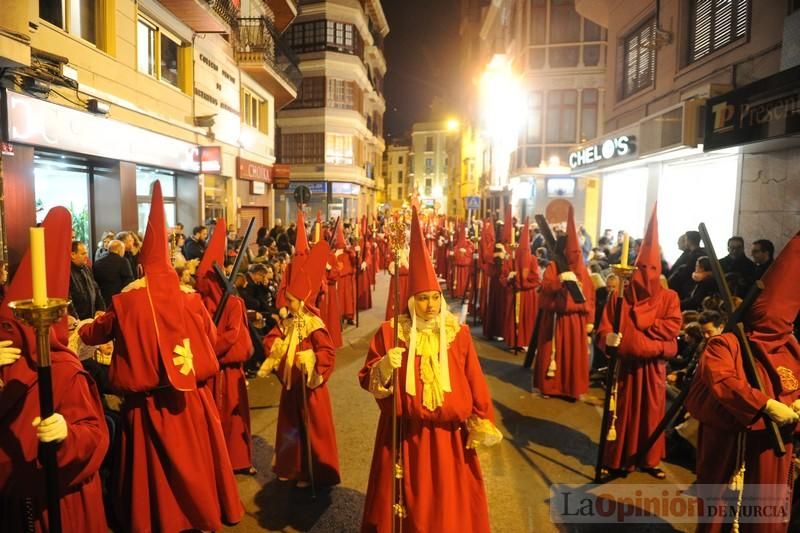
532,206,595,400
597,208,681,478
686,231,800,533
359,206,501,533
195,217,255,474
0,207,109,533
258,241,341,491
502,219,540,350
79,184,243,533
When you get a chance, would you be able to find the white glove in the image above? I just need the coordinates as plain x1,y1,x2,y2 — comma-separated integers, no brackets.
507,271,517,280
388,261,396,275
0,340,21,367
764,399,799,425
335,249,344,257
605,332,622,348
448,251,455,256
586,323,595,334
377,347,404,378
257,357,278,378
361,261,368,271
354,246,361,253
558,271,577,283
32,413,68,443
459,248,466,254
295,349,316,377
326,263,332,271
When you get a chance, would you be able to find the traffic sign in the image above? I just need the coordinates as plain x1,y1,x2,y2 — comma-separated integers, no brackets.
466,196,481,209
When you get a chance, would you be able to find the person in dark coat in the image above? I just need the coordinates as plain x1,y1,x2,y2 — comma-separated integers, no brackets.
668,230,706,299
751,238,774,280
69,241,106,320
680,257,717,311
719,236,755,296
182,225,208,261
93,239,135,305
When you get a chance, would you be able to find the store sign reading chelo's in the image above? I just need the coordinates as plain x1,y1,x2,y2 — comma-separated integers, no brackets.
568,135,636,169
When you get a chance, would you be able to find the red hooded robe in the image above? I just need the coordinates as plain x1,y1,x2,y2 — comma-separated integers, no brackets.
502,219,541,350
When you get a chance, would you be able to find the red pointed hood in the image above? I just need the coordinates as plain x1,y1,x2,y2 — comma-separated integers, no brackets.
564,205,583,269
138,181,173,276
502,209,513,244
628,205,662,301
456,221,468,249
195,217,226,306
407,206,440,297
295,209,309,255
516,218,532,271
0,207,73,358
747,232,800,355
284,240,330,314
335,219,346,249
480,217,496,264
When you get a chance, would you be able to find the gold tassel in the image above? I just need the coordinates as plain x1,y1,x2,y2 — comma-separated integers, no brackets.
547,315,557,378
547,357,557,378
729,432,746,533
607,424,617,442
609,394,616,413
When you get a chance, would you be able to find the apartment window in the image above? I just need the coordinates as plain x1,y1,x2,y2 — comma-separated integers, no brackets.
583,19,603,66
398,156,403,164
327,79,355,109
425,136,434,151
580,89,598,142
40,0,97,45
397,186,402,199
424,158,434,174
287,19,363,56
526,147,542,167
529,0,547,45
281,133,324,164
527,91,543,143
137,17,185,90
397,170,403,182
325,134,354,165
688,0,749,63
289,77,325,109
622,17,656,98
242,89,268,134
546,90,577,144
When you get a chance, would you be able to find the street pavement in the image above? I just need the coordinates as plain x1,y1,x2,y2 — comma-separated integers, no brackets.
226,272,696,532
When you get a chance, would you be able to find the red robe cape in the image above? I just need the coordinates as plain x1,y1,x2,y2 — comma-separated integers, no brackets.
203,294,254,472
0,350,108,533
337,249,356,320
369,239,380,286
320,257,343,348
79,289,243,533
359,318,494,533
596,288,681,469
482,257,510,339
262,322,341,485
452,242,474,299
532,262,595,399
358,245,373,310
501,257,540,350
386,265,410,321
686,333,800,533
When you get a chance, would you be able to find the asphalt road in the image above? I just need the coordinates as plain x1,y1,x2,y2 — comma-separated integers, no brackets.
226,272,696,533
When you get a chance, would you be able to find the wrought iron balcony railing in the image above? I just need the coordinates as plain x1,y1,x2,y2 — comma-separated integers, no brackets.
207,0,238,29
235,16,302,91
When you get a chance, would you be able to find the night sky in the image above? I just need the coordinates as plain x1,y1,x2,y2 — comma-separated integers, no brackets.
382,0,461,141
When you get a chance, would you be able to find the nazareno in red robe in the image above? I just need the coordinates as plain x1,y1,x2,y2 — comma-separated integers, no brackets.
359,314,496,533
685,333,800,533
0,335,109,533
385,263,410,321
203,293,255,472
482,255,510,340
532,262,595,400
320,254,343,348
79,288,244,533
262,314,341,486
337,249,356,321
501,255,540,350
452,241,474,299
358,244,373,311
596,288,681,470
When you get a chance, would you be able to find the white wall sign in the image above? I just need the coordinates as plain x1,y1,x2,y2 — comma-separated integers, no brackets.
569,135,636,169
6,91,200,172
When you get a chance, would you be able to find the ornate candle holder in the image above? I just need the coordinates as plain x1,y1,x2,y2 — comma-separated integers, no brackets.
8,298,70,366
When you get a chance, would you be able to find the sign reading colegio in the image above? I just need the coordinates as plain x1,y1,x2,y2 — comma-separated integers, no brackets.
568,135,636,169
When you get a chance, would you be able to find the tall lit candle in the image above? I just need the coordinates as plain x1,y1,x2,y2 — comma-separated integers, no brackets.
30,227,48,306
314,222,320,243
620,233,630,268
511,221,516,247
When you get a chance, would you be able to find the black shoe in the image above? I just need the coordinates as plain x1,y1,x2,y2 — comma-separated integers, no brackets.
245,368,258,379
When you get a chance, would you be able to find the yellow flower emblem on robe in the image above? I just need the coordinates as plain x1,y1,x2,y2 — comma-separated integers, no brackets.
172,338,194,376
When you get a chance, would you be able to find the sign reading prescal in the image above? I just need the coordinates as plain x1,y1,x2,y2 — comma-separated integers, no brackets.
568,135,636,169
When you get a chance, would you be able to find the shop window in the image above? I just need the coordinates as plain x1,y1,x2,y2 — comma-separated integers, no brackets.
622,17,656,98
40,0,98,46
325,133,354,165
580,89,598,142
242,89,268,134
137,16,187,91
688,0,749,64
546,89,577,144
136,167,177,231
34,152,93,244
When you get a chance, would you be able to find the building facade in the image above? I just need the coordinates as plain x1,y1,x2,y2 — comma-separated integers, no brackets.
469,0,607,237
0,0,298,268
575,0,800,261
383,143,410,208
275,0,388,225
409,121,459,214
